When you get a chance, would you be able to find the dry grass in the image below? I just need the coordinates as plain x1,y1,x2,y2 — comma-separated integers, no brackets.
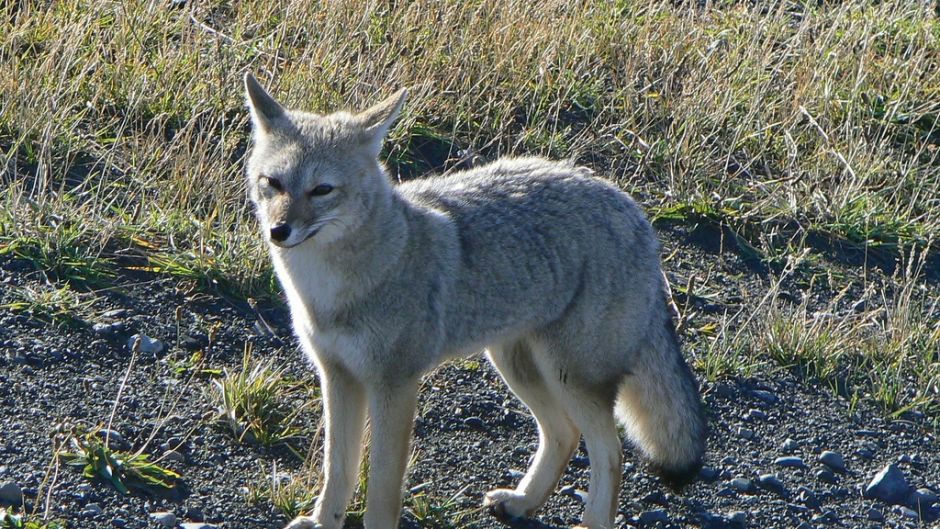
1,1,938,418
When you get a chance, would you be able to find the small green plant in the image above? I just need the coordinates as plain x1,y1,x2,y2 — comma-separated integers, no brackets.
245,464,317,520
167,351,222,379
58,430,181,495
1,284,91,327
211,344,317,447
0,509,65,529
406,491,477,529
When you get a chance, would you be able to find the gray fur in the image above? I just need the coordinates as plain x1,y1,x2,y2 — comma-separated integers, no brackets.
244,75,707,529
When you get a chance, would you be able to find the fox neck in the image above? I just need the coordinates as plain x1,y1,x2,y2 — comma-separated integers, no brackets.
270,176,408,322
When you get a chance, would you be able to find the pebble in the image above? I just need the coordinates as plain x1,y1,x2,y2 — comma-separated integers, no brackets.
815,468,837,484
0,481,23,505
731,478,755,494
855,447,875,459
866,507,884,521
102,309,128,319
96,429,129,449
895,505,921,520
796,486,820,508
82,503,103,517
638,509,669,524
127,333,164,354
780,438,799,453
774,456,805,468
162,450,185,463
150,512,177,527
746,408,767,421
507,469,524,479
863,463,911,505
751,389,778,404
181,524,218,529
698,466,719,482
736,427,755,440
757,473,788,497
462,416,485,430
728,511,747,528
818,450,845,472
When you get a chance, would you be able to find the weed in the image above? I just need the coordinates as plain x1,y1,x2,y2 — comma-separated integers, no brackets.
1,284,91,328
167,350,222,379
211,344,318,448
246,464,317,520
0,509,65,529
58,429,181,495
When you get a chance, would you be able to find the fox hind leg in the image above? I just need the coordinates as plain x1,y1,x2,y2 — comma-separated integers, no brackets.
484,341,580,520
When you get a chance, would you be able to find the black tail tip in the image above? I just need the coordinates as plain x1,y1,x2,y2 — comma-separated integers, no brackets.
650,459,704,491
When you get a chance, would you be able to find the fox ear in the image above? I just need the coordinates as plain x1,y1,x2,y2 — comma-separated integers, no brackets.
357,88,407,154
245,73,286,133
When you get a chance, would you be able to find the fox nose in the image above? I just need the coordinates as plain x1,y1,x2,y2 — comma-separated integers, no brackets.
270,224,291,242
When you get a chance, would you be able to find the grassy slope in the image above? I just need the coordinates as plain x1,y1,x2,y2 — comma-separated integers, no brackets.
1,2,938,420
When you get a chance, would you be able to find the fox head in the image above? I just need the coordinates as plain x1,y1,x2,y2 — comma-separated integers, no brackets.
244,73,406,249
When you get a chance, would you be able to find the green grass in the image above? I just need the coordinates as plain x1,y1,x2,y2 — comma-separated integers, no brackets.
211,344,319,449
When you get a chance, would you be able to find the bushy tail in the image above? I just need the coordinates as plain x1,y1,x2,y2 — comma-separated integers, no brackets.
615,307,707,489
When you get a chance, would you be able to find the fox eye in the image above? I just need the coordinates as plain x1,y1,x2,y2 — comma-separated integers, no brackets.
309,184,333,197
261,176,283,192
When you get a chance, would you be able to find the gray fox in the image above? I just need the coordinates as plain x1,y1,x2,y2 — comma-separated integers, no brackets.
243,73,706,529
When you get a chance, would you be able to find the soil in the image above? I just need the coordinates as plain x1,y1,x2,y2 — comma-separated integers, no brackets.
1,224,938,529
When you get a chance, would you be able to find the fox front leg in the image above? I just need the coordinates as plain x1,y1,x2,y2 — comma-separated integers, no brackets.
362,380,419,529
284,364,367,529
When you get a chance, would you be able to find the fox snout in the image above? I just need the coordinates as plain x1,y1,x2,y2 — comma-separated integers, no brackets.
270,223,291,242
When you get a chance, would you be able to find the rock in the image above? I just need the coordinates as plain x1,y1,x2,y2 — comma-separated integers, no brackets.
751,389,778,404
895,505,921,520
0,482,23,505
909,488,939,509
181,524,218,529
82,503,103,517
746,409,767,421
96,429,129,449
736,427,755,440
507,469,524,479
757,473,788,497
150,512,177,527
102,309,128,319
866,507,884,521
92,322,116,336
180,333,208,351
774,456,805,468
728,511,747,528
815,468,837,484
698,467,719,482
461,416,484,430
796,486,820,508
638,509,669,525
819,451,845,473
731,478,755,494
127,333,164,354
863,464,911,505
781,438,799,453
162,450,185,463
571,456,589,468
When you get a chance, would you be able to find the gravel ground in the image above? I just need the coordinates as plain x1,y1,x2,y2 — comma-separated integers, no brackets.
1,228,938,529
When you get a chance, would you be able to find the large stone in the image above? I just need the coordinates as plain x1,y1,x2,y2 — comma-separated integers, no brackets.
0,482,23,505
127,333,164,354
863,464,911,505
818,451,845,473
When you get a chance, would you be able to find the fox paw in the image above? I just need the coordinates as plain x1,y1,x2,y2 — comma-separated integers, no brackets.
483,488,533,520
283,516,319,529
